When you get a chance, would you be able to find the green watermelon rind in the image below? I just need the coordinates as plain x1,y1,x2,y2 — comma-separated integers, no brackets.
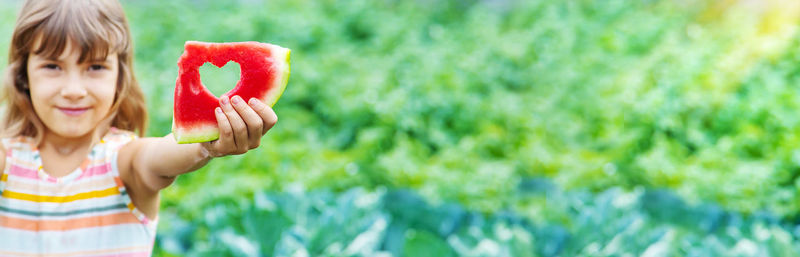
173,119,219,144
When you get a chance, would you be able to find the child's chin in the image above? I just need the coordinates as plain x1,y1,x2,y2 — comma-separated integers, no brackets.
47,126,94,139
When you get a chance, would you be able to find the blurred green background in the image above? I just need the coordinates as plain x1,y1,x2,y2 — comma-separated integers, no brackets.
4,0,800,256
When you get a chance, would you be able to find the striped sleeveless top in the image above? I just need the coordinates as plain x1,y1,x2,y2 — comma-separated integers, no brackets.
0,128,157,256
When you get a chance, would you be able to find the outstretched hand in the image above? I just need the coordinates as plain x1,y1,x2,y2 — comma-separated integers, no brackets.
201,95,277,157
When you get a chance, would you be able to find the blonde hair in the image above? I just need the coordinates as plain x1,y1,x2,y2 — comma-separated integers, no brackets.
2,0,147,141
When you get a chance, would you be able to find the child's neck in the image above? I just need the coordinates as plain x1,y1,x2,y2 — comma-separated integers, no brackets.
37,127,110,178
41,127,108,156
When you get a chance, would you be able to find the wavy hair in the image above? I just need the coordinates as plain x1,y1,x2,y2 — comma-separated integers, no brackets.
2,0,147,142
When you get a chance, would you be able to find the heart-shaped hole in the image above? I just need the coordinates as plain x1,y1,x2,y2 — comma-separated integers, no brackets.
199,61,241,97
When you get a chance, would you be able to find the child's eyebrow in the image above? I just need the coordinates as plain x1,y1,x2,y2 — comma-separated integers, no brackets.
34,55,61,62
88,57,114,63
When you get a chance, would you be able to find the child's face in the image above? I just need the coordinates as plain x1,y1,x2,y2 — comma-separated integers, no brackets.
26,40,118,139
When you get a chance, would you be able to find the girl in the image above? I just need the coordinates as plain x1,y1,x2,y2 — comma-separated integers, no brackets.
0,0,278,255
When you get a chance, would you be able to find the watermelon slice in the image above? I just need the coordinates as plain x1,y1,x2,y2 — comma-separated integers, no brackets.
172,41,291,144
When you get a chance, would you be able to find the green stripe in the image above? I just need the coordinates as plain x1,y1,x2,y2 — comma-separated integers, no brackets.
0,203,128,217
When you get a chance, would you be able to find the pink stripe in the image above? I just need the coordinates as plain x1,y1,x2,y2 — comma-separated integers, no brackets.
76,164,111,180
7,165,39,180
8,163,111,182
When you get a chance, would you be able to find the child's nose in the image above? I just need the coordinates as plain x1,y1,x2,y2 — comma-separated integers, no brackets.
61,74,88,99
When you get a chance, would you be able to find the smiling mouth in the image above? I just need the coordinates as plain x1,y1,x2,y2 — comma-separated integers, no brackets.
58,107,89,116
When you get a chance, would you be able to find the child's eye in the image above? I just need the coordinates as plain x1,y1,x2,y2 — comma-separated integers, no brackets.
89,64,107,71
42,64,60,70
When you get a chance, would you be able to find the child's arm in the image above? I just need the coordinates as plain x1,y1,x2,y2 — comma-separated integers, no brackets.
118,95,277,192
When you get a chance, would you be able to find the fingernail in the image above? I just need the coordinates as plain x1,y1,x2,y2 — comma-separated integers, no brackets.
220,96,229,106
232,96,243,105
248,98,263,107
215,107,222,114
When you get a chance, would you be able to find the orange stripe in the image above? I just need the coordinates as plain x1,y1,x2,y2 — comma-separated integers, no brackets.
79,158,90,171
1,173,6,182
114,176,125,188
2,187,119,203
0,212,140,231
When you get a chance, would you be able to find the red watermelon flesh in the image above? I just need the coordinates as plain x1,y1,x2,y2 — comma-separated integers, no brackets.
173,41,291,143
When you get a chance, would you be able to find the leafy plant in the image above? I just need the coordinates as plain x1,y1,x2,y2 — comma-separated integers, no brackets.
3,0,800,255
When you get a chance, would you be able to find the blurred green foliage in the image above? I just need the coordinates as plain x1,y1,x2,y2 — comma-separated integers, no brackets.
4,0,800,255
156,185,800,256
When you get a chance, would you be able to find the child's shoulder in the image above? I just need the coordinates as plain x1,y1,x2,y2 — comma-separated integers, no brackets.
105,127,138,139
102,127,139,149
0,135,36,152
0,136,33,175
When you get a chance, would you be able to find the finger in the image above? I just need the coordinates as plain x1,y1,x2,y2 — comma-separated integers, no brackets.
248,98,278,135
213,107,234,154
222,95,248,154
231,95,263,149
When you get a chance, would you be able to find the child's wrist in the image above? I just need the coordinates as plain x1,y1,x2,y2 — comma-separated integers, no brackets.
198,143,214,160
